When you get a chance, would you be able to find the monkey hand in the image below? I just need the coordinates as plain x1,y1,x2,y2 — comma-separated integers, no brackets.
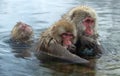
93,44,103,58
80,36,96,48
86,42,103,59
67,44,76,53
80,36,103,59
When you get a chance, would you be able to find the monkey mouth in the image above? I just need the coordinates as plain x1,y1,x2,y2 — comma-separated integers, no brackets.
85,28,93,35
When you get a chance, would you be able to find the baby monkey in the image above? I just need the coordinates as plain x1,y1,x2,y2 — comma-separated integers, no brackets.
11,22,33,43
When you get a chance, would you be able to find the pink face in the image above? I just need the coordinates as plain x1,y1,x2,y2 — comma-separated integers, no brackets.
61,32,74,48
18,22,32,33
82,17,94,35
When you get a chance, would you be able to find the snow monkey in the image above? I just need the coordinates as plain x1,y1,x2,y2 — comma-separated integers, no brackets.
11,22,33,43
36,19,89,63
62,6,103,59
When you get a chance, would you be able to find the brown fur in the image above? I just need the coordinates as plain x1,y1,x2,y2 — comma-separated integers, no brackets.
11,22,33,43
62,5,102,58
36,19,77,53
35,19,90,63
62,5,98,39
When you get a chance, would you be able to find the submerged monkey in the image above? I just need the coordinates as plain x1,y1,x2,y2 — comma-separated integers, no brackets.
10,22,34,58
11,22,33,43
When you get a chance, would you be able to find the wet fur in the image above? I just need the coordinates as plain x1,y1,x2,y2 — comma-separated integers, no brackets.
62,5,103,58
36,19,77,53
11,22,33,43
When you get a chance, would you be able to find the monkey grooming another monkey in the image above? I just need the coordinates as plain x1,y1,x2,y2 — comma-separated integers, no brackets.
11,22,33,43
36,19,89,64
62,6,103,59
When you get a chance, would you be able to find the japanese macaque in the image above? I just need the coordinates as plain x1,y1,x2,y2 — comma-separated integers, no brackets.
11,22,33,43
62,6,103,58
36,19,89,64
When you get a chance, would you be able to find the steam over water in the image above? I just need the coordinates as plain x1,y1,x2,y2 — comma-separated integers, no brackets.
0,0,120,76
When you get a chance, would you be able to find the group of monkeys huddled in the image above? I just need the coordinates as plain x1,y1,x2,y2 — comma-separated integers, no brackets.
11,6,103,64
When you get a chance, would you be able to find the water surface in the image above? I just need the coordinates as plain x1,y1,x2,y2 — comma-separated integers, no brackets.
0,0,120,76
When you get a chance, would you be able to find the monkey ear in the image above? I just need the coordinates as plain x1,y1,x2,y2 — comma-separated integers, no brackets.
70,12,75,20
17,21,22,24
51,26,56,33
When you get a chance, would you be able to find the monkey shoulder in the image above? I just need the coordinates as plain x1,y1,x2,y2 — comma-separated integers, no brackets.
37,31,58,51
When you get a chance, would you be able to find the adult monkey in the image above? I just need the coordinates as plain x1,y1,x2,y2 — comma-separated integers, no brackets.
62,6,103,59
36,19,89,64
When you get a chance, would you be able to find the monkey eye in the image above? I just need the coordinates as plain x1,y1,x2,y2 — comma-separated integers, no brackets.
85,19,94,23
83,17,94,23
86,19,90,22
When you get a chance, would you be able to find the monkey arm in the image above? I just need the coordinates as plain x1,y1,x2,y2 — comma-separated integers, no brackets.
91,40,103,58
81,36,98,47
67,44,76,54
47,43,89,64
77,36,103,59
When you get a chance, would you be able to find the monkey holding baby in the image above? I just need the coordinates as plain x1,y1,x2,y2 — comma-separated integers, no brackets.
35,19,89,63
35,6,103,63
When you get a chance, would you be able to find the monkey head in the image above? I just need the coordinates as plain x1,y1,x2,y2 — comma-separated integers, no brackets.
51,20,77,49
63,6,98,36
11,22,33,42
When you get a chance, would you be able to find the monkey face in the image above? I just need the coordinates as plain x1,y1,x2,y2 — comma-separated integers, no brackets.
52,20,77,44
82,17,95,35
72,12,96,36
11,22,33,41
18,23,32,33
17,23,33,37
72,13,95,36
61,32,74,49
64,6,97,36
